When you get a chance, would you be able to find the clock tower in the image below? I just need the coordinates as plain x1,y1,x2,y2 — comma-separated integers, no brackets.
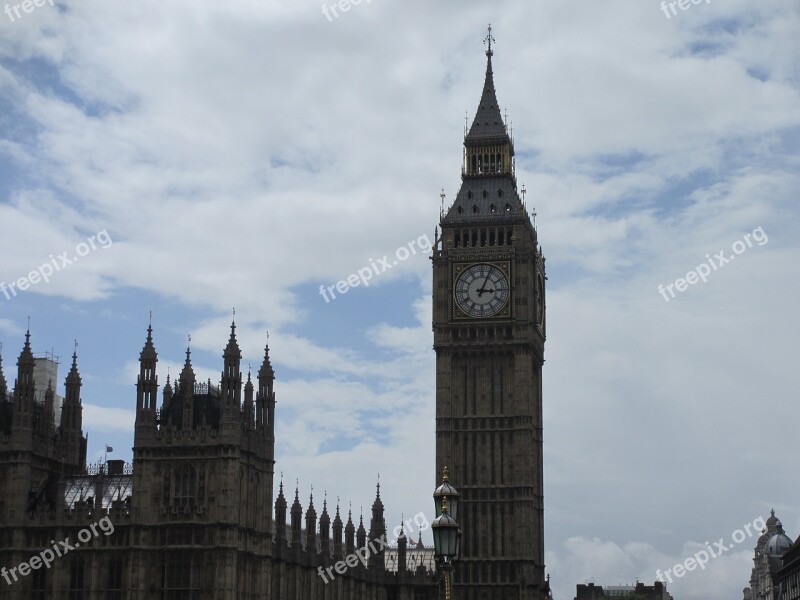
432,28,548,600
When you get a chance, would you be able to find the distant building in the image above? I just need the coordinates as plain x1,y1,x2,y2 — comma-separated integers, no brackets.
776,535,800,600
574,581,673,600
744,509,794,600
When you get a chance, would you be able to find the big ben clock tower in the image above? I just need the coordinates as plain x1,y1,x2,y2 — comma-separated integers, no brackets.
433,27,548,600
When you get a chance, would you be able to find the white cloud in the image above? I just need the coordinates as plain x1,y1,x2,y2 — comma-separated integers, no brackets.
0,2,798,598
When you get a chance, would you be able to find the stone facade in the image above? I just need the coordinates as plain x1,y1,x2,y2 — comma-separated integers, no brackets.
744,510,795,600
0,326,437,599
776,535,800,600
432,30,549,600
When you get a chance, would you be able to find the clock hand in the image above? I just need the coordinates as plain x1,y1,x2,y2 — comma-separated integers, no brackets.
477,267,494,297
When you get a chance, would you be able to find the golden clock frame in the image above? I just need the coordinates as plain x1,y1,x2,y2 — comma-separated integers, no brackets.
450,260,513,320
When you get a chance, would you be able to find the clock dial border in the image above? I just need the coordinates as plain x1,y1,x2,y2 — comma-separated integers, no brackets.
451,261,512,320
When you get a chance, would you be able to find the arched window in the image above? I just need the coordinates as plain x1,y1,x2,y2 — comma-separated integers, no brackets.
175,465,196,506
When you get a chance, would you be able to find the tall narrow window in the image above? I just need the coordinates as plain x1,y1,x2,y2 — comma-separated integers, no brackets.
68,559,85,600
107,557,124,600
32,566,47,600
174,465,196,507
164,555,197,600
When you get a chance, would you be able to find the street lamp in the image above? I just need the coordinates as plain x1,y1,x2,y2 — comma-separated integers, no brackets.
433,467,461,600
433,466,460,521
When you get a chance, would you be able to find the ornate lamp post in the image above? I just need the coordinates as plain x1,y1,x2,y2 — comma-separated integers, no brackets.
433,466,460,521
432,467,461,600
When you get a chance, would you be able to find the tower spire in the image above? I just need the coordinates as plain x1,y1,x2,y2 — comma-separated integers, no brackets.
484,23,495,57
466,25,507,145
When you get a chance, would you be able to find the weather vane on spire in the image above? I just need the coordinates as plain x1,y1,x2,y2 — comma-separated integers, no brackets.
484,23,495,57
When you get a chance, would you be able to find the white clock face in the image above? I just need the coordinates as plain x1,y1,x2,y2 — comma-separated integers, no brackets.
455,264,510,318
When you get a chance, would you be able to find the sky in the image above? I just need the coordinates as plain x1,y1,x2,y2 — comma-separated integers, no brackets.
1,1,799,598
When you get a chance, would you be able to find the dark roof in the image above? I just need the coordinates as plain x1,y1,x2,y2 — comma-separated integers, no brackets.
443,176,526,223
465,53,510,146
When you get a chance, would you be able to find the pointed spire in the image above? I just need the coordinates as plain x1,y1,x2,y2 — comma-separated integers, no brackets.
372,476,384,511
18,324,34,366
140,320,157,361
180,336,195,383
224,313,241,358
320,492,329,522
66,341,81,386
291,482,303,544
345,502,355,554
356,508,367,549
259,334,274,379
305,488,318,547
465,24,508,144
275,476,287,511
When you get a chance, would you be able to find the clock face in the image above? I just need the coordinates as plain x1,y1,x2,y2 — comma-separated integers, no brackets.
536,275,544,323
454,263,510,318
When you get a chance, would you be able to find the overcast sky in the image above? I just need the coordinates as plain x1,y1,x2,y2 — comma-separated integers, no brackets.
1,1,799,598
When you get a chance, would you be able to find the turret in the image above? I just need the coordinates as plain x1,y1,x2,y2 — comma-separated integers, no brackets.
161,373,173,414
61,349,82,431
320,495,331,559
60,347,84,468
257,338,275,434
135,324,158,438
332,501,344,559
178,343,195,430
397,522,407,573
220,319,242,432
12,329,36,431
345,506,355,555
305,491,317,551
369,480,387,568
291,485,303,547
356,511,367,551
274,479,287,548
242,372,255,429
